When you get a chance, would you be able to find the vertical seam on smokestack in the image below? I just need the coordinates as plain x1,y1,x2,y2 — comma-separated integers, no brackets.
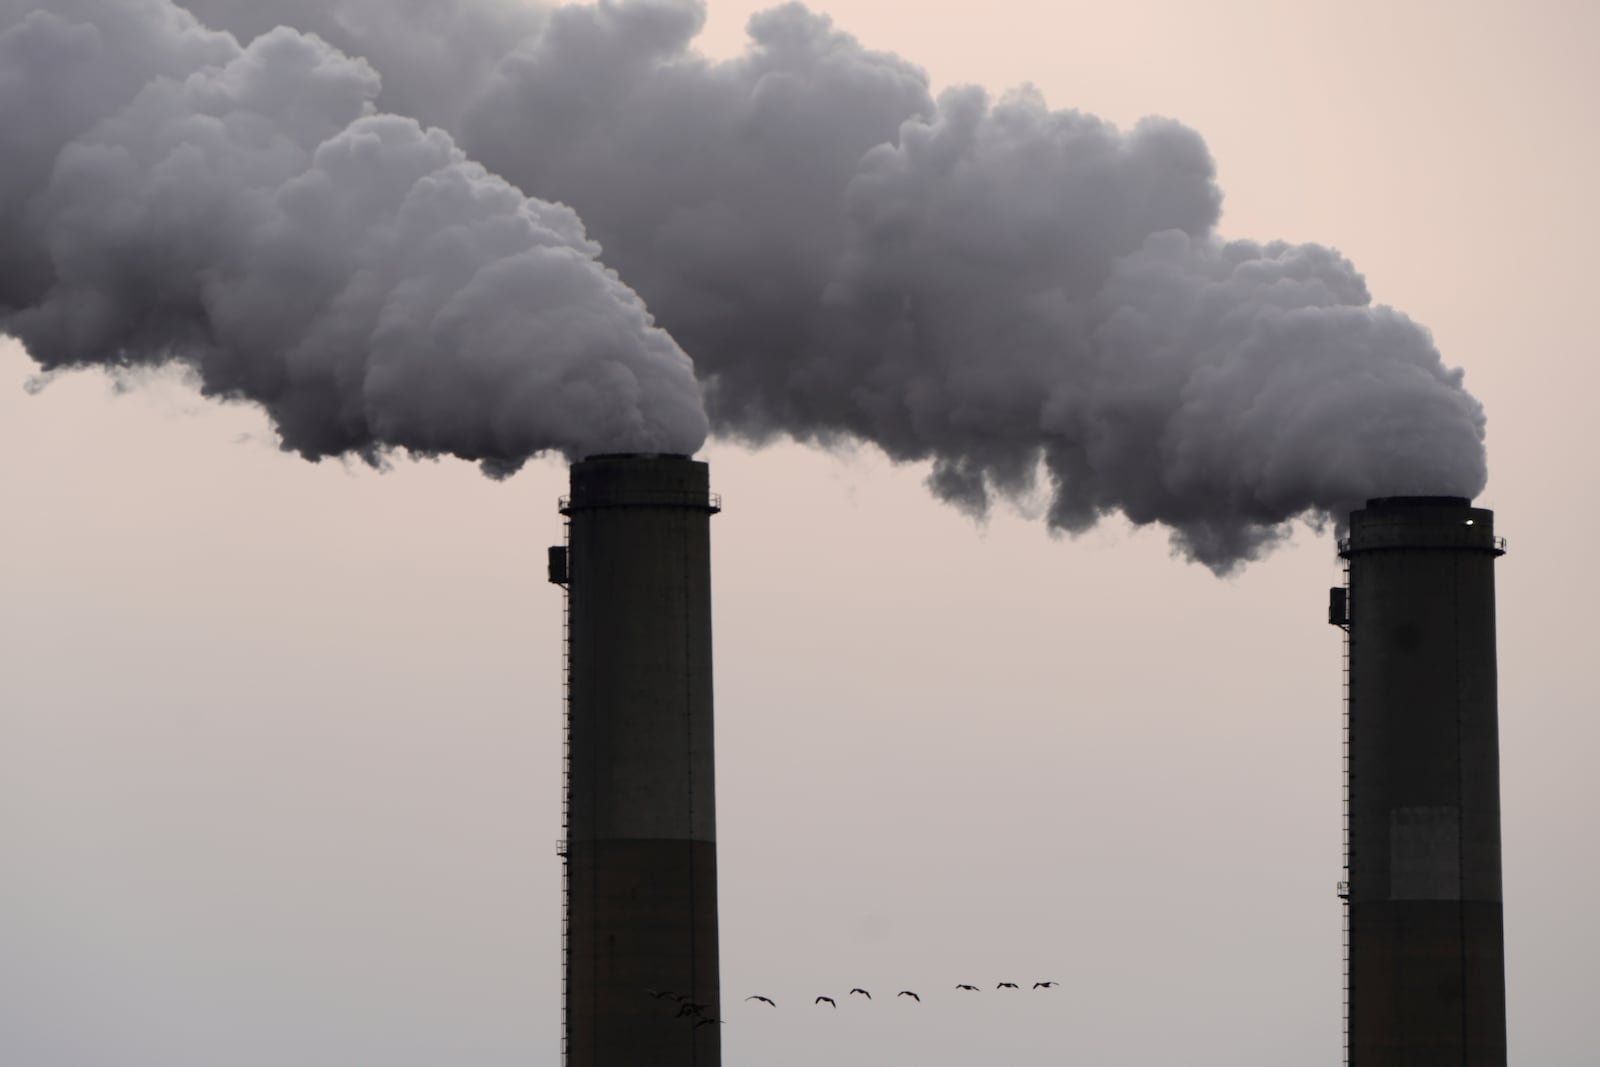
585,533,598,1065
562,518,571,1066
682,510,699,1052
1345,562,1356,1067
1455,554,1469,1058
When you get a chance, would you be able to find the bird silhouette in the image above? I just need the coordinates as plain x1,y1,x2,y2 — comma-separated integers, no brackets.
849,988,872,1000
645,988,682,1001
997,982,1020,989
1033,981,1059,989
955,984,979,991
745,995,776,1006
693,1017,723,1029
815,996,837,1008
897,990,921,1002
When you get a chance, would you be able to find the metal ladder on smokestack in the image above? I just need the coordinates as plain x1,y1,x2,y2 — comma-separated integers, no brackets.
558,515,572,1066
1337,560,1354,1067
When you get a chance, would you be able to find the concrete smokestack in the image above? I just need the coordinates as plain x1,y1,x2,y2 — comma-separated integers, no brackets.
1331,496,1507,1066
551,454,721,1067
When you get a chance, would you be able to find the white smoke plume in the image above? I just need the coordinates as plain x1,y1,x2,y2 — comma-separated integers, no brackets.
6,0,1488,568
0,0,709,469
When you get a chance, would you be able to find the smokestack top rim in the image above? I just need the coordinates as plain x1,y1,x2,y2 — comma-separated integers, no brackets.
576,451,695,463
1363,495,1473,509
564,452,719,515
1341,496,1504,558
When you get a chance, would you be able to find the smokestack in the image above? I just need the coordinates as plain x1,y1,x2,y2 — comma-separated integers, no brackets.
1332,496,1507,1066
551,453,721,1067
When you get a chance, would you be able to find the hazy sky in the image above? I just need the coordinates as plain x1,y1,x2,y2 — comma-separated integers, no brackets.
3,2,1597,1065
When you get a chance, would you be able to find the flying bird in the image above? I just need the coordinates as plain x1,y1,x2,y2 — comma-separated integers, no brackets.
897,991,921,1002
1034,981,1059,989
849,988,872,1000
955,984,979,991
693,1017,723,1029
997,982,1020,989
815,996,837,1008
745,995,776,1006
675,1002,709,1018
645,988,682,1001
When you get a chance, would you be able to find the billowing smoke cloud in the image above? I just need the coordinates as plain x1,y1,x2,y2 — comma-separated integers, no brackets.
175,0,545,129
452,0,1489,566
6,0,1488,568
0,0,709,467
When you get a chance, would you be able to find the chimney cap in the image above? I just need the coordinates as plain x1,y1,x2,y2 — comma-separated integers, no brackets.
1341,496,1503,558
564,454,719,514
578,451,694,461
1363,495,1472,509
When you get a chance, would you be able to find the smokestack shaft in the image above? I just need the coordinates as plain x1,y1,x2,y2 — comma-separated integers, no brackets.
560,455,721,1067
1340,497,1507,1066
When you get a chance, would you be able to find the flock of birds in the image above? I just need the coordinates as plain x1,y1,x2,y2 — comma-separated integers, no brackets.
646,982,1060,1029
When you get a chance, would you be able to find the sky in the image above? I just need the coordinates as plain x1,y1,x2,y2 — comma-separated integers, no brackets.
2,2,1597,1065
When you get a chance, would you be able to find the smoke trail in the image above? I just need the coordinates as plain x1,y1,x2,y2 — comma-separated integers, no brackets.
13,1,1490,569
455,0,1488,567
0,0,709,468
205,0,1485,568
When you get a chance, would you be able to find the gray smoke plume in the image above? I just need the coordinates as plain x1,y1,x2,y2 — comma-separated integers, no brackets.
174,0,545,129
454,0,1489,567
6,0,1489,568
0,0,709,467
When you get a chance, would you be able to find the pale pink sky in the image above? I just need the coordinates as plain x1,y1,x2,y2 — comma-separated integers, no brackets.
2,3,1596,1065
